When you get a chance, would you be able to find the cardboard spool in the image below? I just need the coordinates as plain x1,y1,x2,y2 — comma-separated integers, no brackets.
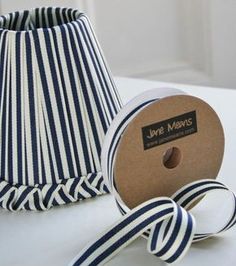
114,95,225,209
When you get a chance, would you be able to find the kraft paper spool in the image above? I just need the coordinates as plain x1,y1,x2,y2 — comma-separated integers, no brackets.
114,92,224,209
101,88,224,210
0,7,122,211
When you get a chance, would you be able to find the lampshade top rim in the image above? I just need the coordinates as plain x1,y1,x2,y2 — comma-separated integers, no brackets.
0,7,84,33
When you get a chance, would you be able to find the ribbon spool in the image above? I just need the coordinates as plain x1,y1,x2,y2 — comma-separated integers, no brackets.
69,88,236,266
102,88,225,210
113,88,224,209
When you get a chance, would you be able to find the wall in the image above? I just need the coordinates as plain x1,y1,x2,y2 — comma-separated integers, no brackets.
209,0,236,88
0,0,236,88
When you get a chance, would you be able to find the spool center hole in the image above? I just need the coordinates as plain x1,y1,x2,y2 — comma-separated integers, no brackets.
163,147,181,169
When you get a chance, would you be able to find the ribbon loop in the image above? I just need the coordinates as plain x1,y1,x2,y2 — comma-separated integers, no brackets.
70,180,236,266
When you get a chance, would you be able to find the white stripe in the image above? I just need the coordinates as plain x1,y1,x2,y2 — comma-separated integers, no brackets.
23,33,34,184
4,32,11,182
0,31,8,175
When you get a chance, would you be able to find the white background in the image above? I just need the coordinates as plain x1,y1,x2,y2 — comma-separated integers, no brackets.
0,0,236,89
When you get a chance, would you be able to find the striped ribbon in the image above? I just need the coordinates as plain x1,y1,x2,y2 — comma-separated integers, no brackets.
0,7,122,211
70,88,236,265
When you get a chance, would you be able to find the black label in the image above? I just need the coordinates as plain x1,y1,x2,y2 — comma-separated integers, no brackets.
142,110,197,150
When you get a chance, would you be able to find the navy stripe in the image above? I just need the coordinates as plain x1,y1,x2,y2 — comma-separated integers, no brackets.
39,139,47,185
81,182,97,197
47,7,54,28
150,222,162,250
41,7,47,28
11,12,19,31
61,8,68,24
173,180,224,203
35,8,40,29
44,119,56,184
44,184,57,206
95,175,104,191
104,184,109,193
58,188,71,204
24,200,31,210
55,8,63,26
154,206,183,256
16,32,23,184
8,64,13,183
0,183,11,198
14,187,33,209
33,191,44,211
8,12,13,30
88,173,97,184
20,11,29,31
166,213,193,263
6,190,15,210
69,177,82,196
181,186,228,208
52,198,59,206
24,129,28,186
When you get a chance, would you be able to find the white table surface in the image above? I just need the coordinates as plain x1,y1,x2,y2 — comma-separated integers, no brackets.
1,77,236,266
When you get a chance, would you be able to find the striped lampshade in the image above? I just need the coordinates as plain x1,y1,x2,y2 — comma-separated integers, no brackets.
0,7,122,211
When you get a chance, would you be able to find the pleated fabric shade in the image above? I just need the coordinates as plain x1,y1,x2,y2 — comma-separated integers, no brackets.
0,7,122,211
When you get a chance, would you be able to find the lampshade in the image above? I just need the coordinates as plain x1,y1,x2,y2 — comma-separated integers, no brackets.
0,7,122,211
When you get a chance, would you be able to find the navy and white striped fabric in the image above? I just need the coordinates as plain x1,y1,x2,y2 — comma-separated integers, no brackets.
70,180,236,266
70,89,236,265
0,7,122,211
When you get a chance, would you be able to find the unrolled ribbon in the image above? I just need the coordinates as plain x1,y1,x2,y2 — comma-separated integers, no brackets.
70,88,236,265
